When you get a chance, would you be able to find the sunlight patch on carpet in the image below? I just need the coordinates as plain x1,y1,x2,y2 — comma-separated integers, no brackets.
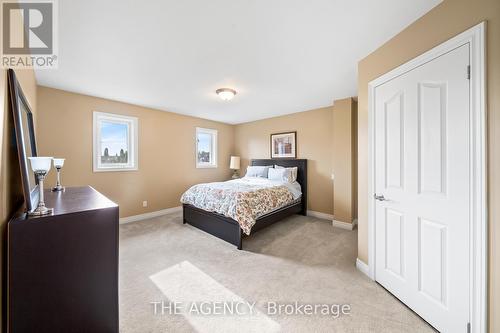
150,260,280,333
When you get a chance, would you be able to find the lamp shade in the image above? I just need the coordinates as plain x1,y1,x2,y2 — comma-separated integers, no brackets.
53,158,65,168
28,157,53,173
229,156,240,170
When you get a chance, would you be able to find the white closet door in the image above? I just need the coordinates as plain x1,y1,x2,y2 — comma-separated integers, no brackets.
374,43,470,332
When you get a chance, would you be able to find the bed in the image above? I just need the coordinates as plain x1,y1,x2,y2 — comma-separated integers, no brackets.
181,159,307,249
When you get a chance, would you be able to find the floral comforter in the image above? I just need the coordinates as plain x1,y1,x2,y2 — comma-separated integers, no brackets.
180,177,301,235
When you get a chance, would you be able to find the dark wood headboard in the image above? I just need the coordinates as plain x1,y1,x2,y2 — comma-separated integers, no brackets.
251,159,307,215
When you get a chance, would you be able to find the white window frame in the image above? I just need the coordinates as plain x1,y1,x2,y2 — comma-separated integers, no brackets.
93,111,138,172
196,127,217,168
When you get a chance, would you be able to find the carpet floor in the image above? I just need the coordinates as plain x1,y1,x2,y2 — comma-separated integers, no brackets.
119,212,435,333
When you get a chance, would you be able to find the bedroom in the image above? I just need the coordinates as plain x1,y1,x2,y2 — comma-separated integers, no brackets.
0,0,499,332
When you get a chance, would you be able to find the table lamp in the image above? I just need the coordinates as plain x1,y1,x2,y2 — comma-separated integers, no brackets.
27,156,53,216
52,158,65,191
230,156,240,179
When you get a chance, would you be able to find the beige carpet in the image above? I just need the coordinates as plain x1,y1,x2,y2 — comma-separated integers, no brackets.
119,212,435,333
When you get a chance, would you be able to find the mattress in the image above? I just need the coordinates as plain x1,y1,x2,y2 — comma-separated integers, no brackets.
180,177,302,234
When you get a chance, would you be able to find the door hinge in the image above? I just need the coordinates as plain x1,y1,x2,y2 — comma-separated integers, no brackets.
467,65,471,80
467,322,471,333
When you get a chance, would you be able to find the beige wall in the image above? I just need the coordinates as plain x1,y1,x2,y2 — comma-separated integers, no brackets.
234,99,357,218
0,68,37,331
356,0,500,331
37,87,234,218
332,98,356,223
37,88,359,221
352,99,358,220
235,107,333,214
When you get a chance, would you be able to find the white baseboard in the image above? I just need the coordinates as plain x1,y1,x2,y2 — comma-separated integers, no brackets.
356,258,370,277
353,218,358,226
307,210,355,230
307,210,334,220
119,206,182,224
332,219,354,230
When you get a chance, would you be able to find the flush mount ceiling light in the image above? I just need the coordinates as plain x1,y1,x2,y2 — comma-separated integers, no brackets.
216,88,237,101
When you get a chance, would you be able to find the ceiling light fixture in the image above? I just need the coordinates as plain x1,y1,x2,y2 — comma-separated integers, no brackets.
216,88,237,101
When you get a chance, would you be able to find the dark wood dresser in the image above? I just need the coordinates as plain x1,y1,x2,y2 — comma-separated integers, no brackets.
7,186,119,333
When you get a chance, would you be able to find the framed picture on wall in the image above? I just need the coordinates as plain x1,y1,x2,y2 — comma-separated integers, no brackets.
270,131,297,158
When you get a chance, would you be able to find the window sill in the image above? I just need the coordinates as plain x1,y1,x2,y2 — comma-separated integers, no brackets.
196,164,218,169
93,167,138,172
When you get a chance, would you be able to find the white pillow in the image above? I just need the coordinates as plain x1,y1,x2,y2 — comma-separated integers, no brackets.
275,165,298,182
245,165,272,178
268,167,289,182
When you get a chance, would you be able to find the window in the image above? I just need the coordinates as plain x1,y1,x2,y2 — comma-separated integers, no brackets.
196,127,217,168
93,112,138,172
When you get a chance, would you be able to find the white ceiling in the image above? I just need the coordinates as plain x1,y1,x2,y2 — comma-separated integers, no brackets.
36,0,441,124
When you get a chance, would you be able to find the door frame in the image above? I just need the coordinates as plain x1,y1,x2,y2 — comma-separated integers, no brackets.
367,22,487,332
